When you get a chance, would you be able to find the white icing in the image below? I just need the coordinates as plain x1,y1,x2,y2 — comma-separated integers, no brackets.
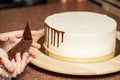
44,11,117,58
45,12,116,35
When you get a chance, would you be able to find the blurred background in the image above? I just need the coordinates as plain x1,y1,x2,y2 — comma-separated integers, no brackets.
0,0,119,17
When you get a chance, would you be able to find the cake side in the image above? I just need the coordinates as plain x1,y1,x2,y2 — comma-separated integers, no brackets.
44,11,117,62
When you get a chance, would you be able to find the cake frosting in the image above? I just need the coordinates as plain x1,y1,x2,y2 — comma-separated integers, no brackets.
44,12,117,62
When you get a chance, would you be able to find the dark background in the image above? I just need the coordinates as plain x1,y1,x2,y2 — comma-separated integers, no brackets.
0,0,119,17
0,0,101,9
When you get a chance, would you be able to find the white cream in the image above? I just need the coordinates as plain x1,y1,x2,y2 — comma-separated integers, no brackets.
44,11,117,58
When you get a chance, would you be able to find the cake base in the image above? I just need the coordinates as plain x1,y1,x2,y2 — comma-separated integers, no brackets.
44,48,115,62
30,29,120,75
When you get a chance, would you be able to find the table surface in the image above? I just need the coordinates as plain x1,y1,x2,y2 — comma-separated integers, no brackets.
0,1,120,80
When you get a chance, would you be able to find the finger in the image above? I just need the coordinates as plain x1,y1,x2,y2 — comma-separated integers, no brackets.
10,38,21,44
12,30,23,38
3,58,15,73
8,36,17,43
21,52,29,72
0,35,9,41
26,56,33,64
14,30,38,38
0,48,8,58
29,49,36,58
31,42,41,49
11,59,17,78
15,53,22,75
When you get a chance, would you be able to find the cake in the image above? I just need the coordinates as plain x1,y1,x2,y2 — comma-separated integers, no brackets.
44,12,117,62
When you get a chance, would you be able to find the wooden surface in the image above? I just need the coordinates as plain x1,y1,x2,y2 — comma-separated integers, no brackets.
0,1,120,80
30,29,120,76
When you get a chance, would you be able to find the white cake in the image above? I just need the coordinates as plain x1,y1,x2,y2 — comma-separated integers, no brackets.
44,12,117,62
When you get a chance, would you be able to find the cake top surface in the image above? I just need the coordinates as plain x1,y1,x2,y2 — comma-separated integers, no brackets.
45,12,117,35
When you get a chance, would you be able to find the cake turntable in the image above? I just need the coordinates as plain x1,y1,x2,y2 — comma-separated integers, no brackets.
30,29,120,76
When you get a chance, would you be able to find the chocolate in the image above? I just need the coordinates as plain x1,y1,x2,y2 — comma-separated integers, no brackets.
8,22,32,60
44,23,64,48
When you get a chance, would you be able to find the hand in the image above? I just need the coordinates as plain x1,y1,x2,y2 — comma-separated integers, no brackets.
0,30,40,52
0,48,33,77
0,30,41,77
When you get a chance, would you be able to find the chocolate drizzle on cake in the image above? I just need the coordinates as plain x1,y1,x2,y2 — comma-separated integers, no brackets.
44,23,65,48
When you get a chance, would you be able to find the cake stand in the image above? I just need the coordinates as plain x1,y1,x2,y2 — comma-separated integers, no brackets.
30,29,120,75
